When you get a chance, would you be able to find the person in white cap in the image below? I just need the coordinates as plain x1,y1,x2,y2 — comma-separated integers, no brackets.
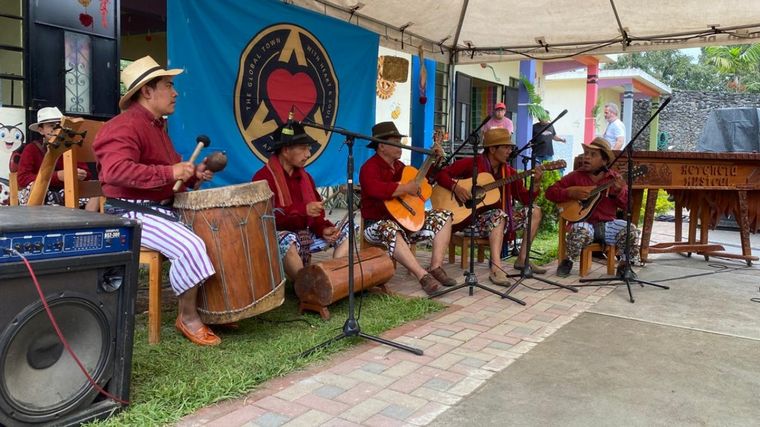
17,106,97,209
93,56,221,346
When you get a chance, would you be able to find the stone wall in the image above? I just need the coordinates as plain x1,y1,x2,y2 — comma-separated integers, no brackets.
632,90,760,151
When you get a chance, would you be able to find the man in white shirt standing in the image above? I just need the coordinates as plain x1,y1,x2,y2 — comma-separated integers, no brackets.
602,102,626,150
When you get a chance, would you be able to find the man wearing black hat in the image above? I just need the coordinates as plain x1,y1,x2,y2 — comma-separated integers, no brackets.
546,137,639,277
359,121,457,296
253,123,351,281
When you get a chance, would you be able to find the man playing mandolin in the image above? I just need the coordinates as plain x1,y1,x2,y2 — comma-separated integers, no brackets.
359,121,456,296
252,122,351,281
435,128,546,285
546,137,640,277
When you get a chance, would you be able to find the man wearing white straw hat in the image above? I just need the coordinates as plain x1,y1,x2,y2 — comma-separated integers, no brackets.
94,56,221,346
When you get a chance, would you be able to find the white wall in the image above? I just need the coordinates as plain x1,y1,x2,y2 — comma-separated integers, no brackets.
375,46,412,164
454,62,519,85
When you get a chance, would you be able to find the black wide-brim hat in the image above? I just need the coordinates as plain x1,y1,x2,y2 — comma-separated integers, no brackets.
268,122,320,152
367,121,406,149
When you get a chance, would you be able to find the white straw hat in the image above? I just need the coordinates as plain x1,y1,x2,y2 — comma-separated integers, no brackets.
29,107,64,133
119,55,183,110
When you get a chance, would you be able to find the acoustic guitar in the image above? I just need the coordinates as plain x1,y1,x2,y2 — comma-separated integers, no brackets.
557,165,648,222
26,116,87,206
431,160,566,225
383,131,444,232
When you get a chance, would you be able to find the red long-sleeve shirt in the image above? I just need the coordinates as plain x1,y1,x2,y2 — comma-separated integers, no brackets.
359,153,404,221
545,169,628,224
435,154,536,206
252,164,333,236
93,103,196,201
17,142,91,189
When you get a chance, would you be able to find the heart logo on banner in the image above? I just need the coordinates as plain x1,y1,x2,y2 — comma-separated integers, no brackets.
266,69,318,122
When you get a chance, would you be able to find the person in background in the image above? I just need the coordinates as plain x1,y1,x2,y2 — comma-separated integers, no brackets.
531,110,566,163
483,102,514,134
17,106,98,211
602,103,626,150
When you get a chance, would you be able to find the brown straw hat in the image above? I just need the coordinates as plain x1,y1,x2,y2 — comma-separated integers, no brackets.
368,121,406,148
583,137,615,165
482,127,514,148
119,55,183,110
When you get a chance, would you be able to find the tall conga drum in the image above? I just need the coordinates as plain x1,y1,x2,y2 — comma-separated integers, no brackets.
174,181,285,324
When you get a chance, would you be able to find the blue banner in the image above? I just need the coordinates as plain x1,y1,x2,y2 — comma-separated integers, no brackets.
167,0,378,187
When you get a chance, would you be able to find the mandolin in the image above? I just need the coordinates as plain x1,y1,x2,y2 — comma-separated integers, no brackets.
383,131,444,232
27,116,87,206
557,165,648,222
431,160,566,225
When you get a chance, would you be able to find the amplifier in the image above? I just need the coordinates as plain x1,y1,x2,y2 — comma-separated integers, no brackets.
0,206,141,426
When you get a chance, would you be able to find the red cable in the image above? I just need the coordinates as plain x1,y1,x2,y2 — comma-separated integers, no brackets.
15,250,129,405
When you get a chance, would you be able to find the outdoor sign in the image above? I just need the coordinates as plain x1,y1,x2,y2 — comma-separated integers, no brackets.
168,0,379,186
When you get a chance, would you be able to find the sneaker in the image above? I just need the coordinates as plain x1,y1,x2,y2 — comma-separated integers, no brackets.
428,266,457,287
514,261,547,275
556,259,573,278
419,274,442,295
489,270,510,286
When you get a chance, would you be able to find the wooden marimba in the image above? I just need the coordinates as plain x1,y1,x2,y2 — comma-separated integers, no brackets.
613,151,760,265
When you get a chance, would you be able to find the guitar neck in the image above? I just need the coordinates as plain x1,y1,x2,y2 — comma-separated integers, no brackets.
588,172,627,198
413,154,437,185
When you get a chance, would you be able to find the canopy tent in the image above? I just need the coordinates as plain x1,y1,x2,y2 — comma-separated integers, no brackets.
289,0,760,63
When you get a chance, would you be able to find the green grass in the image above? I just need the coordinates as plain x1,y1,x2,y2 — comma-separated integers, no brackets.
89,285,444,426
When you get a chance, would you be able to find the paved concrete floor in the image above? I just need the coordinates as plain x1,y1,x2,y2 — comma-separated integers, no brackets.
431,221,760,426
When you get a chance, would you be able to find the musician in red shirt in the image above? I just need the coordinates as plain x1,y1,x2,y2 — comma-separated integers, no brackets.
435,128,545,285
545,137,639,277
359,121,456,295
252,123,350,280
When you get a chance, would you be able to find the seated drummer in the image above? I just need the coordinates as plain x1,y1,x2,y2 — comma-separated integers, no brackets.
94,56,221,346
359,121,457,296
545,137,639,277
435,128,545,285
252,123,351,281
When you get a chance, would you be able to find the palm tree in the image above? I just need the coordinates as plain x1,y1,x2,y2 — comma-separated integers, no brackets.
704,44,760,92
518,76,548,120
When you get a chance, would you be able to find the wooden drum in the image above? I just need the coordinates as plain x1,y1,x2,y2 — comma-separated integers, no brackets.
174,181,285,324
294,247,395,319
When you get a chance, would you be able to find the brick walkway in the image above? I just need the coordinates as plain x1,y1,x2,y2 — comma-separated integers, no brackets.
179,249,617,427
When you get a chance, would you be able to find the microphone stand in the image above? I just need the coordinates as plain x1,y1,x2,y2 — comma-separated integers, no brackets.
429,117,525,304
577,98,672,303
299,121,432,358
504,111,578,294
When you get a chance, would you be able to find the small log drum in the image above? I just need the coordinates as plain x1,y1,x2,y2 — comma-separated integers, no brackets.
294,247,395,319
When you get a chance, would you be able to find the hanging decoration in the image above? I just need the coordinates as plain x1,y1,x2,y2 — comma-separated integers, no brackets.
376,57,396,100
77,0,94,29
100,0,110,28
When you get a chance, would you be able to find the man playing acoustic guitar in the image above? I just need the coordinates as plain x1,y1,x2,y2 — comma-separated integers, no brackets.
435,128,546,285
546,137,640,277
359,121,456,296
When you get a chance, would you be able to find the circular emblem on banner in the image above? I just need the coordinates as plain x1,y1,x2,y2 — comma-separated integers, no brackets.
234,24,338,164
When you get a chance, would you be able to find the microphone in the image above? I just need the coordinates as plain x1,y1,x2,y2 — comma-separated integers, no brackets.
555,109,568,121
173,134,211,192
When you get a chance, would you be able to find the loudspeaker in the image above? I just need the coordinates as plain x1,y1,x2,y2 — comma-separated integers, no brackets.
0,207,141,426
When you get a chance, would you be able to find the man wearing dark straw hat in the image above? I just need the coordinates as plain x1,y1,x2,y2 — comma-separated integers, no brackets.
252,123,351,281
359,121,457,296
436,127,546,285
546,137,640,278
94,55,221,346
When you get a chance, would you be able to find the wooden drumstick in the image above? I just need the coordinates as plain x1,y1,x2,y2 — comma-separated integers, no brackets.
173,135,210,192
